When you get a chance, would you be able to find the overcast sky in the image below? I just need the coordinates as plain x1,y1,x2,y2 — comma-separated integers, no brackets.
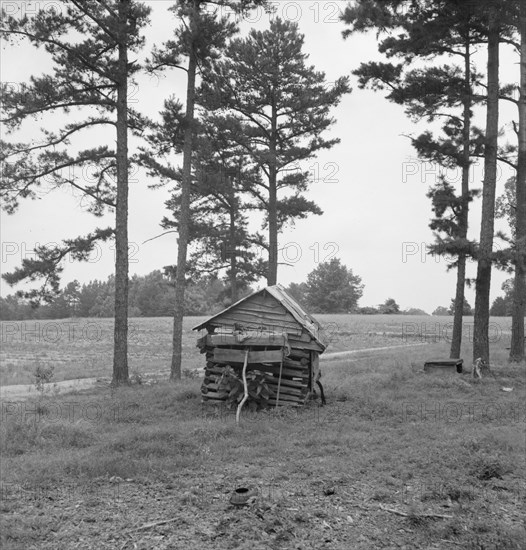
0,0,519,313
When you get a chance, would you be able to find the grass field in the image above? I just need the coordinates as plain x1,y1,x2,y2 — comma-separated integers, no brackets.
0,315,524,549
0,314,514,385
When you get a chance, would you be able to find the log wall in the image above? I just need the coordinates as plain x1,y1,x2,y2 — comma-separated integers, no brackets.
199,335,319,407
197,291,324,407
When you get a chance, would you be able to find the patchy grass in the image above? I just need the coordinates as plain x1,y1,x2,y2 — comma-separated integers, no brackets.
1,324,524,549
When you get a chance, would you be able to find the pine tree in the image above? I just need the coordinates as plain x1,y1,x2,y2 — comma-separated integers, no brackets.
510,1,526,362
183,116,267,303
473,3,500,364
201,18,350,285
141,108,265,304
0,0,151,384
342,0,520,364
343,0,486,360
141,0,267,380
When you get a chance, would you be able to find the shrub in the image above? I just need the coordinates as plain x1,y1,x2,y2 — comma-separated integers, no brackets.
34,364,55,394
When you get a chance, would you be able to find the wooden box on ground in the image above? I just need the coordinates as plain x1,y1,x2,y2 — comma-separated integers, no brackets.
424,359,463,374
193,284,328,407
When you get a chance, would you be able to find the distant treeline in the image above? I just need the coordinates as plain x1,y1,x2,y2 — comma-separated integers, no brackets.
0,269,514,321
431,281,515,317
0,270,243,321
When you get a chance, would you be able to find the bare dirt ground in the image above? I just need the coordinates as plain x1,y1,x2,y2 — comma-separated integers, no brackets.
3,411,523,550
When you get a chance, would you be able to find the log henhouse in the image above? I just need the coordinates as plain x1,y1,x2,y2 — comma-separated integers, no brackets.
194,284,328,407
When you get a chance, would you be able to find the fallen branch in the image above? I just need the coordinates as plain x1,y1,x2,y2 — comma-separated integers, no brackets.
379,504,452,519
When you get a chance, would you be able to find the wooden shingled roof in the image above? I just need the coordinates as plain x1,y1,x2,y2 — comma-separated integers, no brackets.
193,284,328,350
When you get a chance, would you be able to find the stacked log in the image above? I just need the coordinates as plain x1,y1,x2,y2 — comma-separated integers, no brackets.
198,332,313,407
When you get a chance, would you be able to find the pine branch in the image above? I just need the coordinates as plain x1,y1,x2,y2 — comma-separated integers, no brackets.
0,29,115,82
142,230,179,244
61,176,116,209
93,0,118,20
2,97,115,125
68,0,119,42
2,228,115,305
2,119,114,158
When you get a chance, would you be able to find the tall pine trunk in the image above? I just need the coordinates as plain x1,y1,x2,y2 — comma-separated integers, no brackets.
170,33,196,380
228,177,238,304
267,98,278,286
510,2,526,362
473,8,499,364
451,257,467,357
112,0,130,385
450,39,472,359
